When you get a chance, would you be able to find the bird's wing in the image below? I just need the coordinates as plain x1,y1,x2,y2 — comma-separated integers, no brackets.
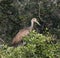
12,28,30,44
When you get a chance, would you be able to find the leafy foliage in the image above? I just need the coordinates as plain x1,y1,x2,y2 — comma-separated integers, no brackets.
0,0,60,58
0,31,60,58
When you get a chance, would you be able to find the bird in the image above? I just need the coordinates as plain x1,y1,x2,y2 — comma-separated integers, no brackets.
12,18,40,46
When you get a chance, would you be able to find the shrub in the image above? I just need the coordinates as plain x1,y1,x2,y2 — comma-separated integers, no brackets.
0,30,60,58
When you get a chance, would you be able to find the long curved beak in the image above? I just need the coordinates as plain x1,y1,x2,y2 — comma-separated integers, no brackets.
36,21,40,26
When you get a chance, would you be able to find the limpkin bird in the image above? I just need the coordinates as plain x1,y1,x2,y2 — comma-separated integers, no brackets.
12,18,40,46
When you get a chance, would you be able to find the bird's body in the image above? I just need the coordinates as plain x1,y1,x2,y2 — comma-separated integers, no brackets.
12,27,31,44
12,18,40,45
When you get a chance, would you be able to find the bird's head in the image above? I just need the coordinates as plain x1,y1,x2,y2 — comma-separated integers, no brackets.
31,18,40,26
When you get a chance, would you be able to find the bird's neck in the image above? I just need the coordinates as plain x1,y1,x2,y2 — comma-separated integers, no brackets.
30,21,34,30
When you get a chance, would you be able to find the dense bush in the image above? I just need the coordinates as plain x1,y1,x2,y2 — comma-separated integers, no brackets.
0,31,60,58
0,0,60,58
